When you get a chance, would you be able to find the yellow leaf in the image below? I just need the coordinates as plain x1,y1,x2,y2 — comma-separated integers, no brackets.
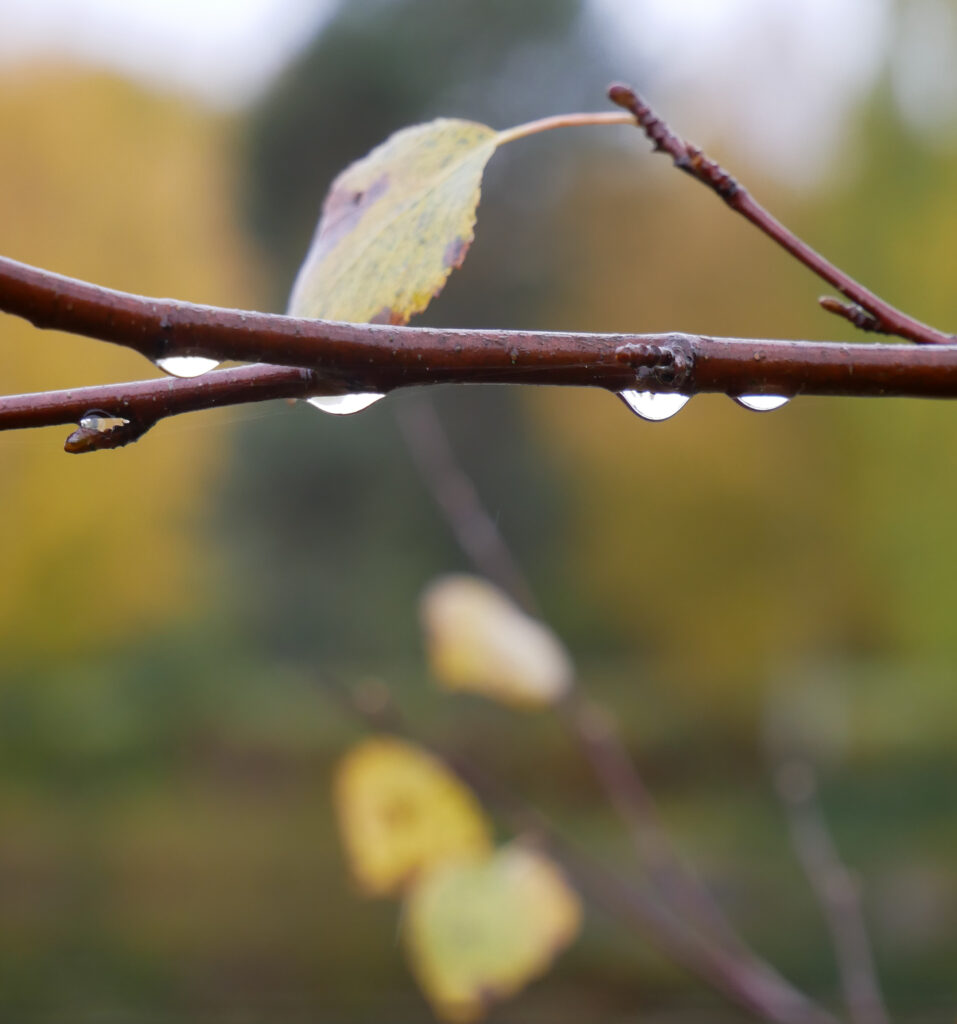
288,118,499,324
404,844,582,1023
333,736,492,897
421,576,574,707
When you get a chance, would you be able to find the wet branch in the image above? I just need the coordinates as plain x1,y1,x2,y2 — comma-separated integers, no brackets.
2,82,956,449
0,363,319,452
608,84,955,346
4,255,957,451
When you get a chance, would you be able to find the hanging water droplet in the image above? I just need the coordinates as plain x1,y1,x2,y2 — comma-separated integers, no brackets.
306,393,386,416
619,390,690,422
734,394,791,412
79,413,130,432
156,355,220,378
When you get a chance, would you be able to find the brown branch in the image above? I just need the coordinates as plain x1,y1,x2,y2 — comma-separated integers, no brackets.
608,84,955,347
6,256,957,451
3,84,957,448
5,255,957,393
0,364,319,451
0,253,649,387
775,762,890,1024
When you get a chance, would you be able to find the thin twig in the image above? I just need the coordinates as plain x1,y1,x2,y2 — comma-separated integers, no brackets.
0,364,320,451
775,761,890,1024
393,393,540,614
608,84,955,346
565,694,754,949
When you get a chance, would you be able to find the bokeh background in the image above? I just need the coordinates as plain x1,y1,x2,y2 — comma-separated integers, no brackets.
1,1,956,1020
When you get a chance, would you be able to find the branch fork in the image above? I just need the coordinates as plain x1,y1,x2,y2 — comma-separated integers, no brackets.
1,82,955,453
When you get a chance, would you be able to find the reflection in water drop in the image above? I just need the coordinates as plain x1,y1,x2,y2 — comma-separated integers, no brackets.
734,394,791,412
306,393,386,416
156,355,221,378
619,390,690,422
79,414,129,432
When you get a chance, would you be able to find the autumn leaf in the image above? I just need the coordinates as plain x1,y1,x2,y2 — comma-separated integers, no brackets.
404,844,582,1023
421,575,574,707
288,118,499,325
333,736,492,896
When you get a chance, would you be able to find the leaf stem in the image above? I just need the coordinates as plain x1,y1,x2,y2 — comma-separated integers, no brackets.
496,110,635,146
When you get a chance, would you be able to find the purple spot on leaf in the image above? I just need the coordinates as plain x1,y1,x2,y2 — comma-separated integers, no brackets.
318,173,391,249
443,235,470,270
370,306,406,326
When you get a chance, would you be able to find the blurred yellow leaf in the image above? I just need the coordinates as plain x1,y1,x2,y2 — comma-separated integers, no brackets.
334,736,492,897
421,575,573,707
404,844,582,1022
288,118,498,324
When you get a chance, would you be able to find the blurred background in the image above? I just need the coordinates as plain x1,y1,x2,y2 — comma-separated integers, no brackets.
1,0,956,1020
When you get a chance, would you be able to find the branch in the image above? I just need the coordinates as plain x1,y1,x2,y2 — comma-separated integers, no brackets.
608,84,955,346
5,255,957,451
775,761,890,1024
0,254,647,386
0,364,319,451
4,83,957,449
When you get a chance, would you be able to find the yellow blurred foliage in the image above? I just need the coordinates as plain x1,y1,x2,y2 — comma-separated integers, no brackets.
0,66,262,664
421,574,573,707
404,844,581,1023
333,736,492,896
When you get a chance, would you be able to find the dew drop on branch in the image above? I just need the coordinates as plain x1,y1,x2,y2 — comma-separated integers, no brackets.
733,395,791,412
618,390,690,422
306,393,386,415
155,356,221,378
79,413,130,432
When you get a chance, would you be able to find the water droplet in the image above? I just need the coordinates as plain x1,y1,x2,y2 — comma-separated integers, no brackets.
306,393,385,416
156,355,220,378
619,390,690,422
734,394,791,412
79,413,129,432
